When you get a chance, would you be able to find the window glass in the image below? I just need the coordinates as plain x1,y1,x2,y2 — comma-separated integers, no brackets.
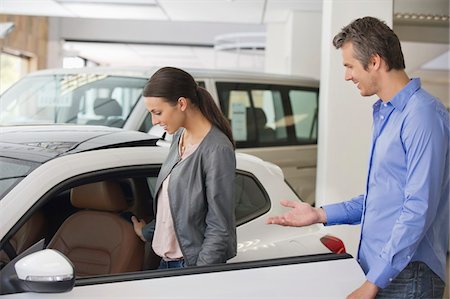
0,170,159,272
0,74,146,127
0,158,38,200
289,90,318,142
234,172,270,225
0,165,270,280
217,82,291,147
227,90,251,142
250,90,287,142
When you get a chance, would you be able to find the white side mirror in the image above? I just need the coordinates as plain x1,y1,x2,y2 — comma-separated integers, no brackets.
15,249,73,282
1,248,75,295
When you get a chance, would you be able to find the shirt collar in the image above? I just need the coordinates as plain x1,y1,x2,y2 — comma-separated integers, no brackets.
386,78,421,111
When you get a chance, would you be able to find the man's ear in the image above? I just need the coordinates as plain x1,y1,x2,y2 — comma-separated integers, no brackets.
178,97,188,111
370,54,382,71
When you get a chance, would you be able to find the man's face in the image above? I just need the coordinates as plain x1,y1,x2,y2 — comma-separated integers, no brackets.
341,42,378,97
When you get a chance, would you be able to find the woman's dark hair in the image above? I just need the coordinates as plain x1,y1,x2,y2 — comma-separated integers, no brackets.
143,67,235,148
332,16,405,71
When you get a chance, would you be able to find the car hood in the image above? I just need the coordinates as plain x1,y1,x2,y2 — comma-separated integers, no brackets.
0,125,159,163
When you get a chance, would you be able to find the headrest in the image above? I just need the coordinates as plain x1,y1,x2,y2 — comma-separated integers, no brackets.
71,181,128,212
254,108,267,127
94,98,122,117
247,107,267,128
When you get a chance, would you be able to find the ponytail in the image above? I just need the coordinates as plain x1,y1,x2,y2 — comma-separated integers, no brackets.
196,86,235,149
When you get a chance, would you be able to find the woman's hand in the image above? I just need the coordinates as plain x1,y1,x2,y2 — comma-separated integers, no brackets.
131,216,147,242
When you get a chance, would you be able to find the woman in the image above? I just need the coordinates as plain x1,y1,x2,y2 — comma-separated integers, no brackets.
131,66,237,269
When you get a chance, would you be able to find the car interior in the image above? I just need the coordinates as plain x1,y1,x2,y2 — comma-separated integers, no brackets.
86,97,125,128
0,169,270,277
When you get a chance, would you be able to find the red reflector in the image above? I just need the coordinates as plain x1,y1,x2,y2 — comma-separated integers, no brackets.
320,235,346,254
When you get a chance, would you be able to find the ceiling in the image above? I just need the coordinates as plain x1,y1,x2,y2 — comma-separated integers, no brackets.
1,0,325,23
0,0,448,78
1,0,448,25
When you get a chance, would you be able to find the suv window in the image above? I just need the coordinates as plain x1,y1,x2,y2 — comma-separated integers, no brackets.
0,74,146,127
216,82,318,148
289,90,318,141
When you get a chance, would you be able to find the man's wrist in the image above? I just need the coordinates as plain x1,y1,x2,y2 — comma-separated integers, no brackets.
318,207,327,224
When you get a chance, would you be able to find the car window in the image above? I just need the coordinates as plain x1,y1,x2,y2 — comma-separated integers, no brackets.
0,164,270,277
216,82,319,148
234,172,270,225
0,158,39,200
0,74,146,127
289,90,318,142
0,167,270,281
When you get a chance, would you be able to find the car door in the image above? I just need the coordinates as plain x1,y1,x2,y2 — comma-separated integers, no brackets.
0,147,365,298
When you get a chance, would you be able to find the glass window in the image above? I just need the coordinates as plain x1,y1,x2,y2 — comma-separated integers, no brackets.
250,89,287,142
289,90,318,142
0,74,146,127
227,90,251,142
234,172,270,225
0,158,39,200
217,82,291,147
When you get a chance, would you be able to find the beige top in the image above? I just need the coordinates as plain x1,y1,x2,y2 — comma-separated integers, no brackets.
152,135,200,261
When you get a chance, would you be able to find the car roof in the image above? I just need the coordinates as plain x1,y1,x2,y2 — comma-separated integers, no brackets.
0,125,159,163
24,66,319,87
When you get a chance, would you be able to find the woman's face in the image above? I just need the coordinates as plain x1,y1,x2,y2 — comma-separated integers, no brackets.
144,96,185,134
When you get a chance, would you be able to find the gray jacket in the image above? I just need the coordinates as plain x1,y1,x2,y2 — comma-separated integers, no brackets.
142,126,237,266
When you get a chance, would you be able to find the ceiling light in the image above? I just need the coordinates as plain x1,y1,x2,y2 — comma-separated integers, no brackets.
56,0,157,6
394,12,449,23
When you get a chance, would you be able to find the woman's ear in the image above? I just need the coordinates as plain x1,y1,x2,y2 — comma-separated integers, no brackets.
178,97,188,111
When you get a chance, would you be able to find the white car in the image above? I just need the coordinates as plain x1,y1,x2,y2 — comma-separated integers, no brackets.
0,125,364,298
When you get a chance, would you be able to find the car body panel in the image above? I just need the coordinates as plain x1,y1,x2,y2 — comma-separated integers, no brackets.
0,256,365,298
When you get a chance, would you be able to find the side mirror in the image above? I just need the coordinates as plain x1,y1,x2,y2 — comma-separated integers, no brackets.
0,249,75,295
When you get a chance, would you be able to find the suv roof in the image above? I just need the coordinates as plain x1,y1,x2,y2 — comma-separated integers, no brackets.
0,125,159,163
25,66,319,87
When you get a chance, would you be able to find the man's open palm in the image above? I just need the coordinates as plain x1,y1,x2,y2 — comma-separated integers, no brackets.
266,200,325,227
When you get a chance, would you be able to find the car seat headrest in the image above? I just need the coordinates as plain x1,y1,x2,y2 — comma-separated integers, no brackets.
71,181,128,212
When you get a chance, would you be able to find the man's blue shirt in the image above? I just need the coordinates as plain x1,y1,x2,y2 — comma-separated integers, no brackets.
323,78,449,288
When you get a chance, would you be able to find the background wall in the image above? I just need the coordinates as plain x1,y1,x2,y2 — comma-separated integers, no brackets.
0,14,48,70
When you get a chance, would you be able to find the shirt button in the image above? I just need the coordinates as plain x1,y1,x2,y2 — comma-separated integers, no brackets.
407,255,411,259
389,278,393,282
380,115,384,120
383,103,387,107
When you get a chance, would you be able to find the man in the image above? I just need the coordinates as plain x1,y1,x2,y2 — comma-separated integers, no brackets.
267,16,449,299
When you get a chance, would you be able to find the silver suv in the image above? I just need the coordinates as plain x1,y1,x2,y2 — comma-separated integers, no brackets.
0,67,319,204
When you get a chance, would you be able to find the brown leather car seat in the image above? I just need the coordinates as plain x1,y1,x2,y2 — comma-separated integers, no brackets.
47,181,144,277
